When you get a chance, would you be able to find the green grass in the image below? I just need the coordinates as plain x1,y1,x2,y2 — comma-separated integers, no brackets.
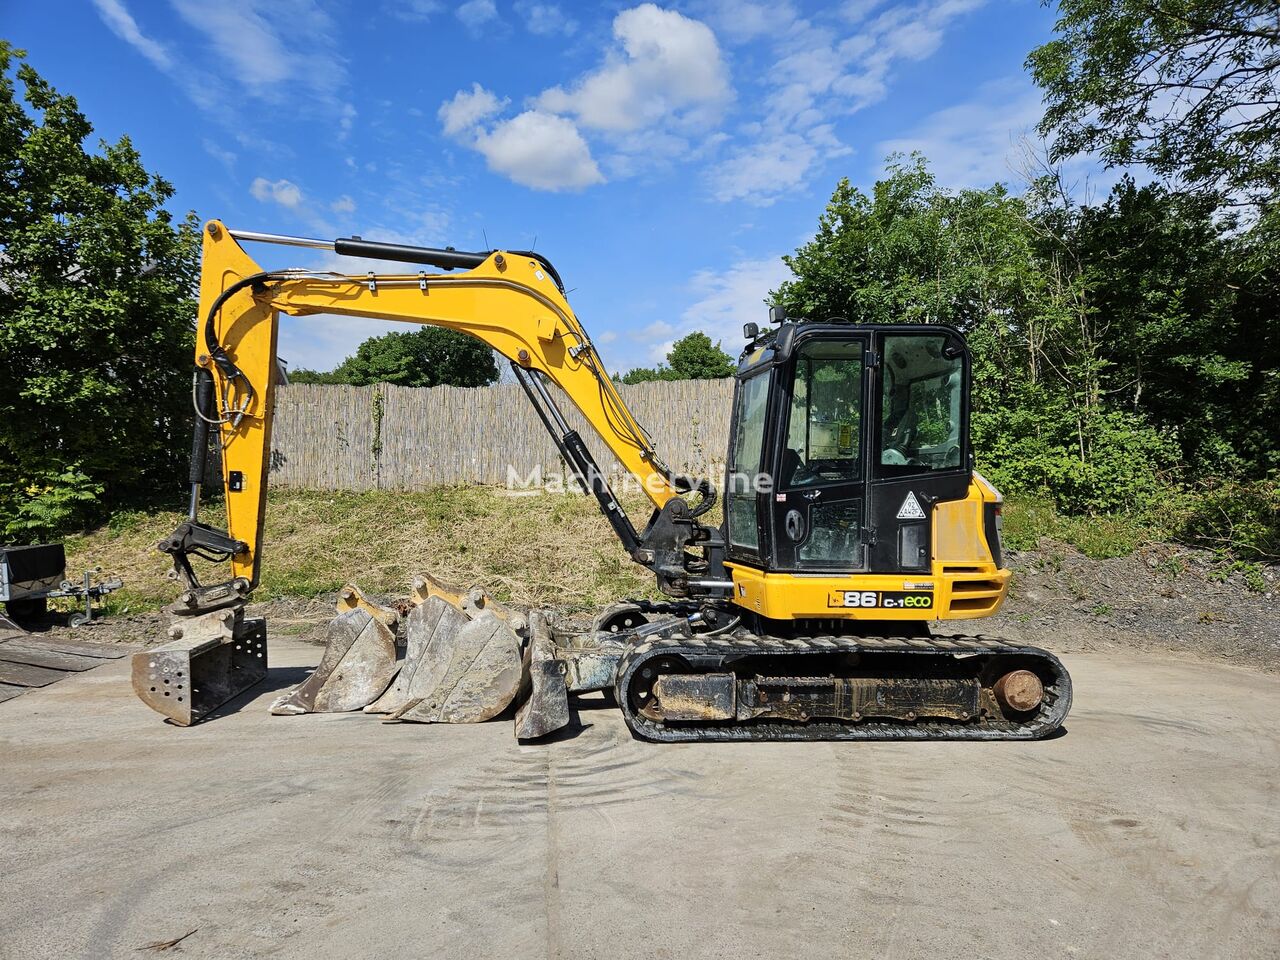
1001,496,1173,559
65,486,661,614
64,485,1272,615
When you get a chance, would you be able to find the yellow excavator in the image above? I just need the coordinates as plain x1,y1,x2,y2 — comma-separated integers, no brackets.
132,221,1071,741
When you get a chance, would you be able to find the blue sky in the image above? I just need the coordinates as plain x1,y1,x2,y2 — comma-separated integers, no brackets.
6,0,1085,374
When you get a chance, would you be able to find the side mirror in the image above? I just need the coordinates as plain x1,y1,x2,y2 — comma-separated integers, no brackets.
743,322,759,340
773,324,796,362
768,304,786,324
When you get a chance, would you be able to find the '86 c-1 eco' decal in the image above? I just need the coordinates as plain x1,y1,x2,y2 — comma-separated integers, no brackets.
827,590,934,609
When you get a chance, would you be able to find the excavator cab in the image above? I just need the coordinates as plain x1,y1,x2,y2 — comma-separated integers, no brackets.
726,323,972,578
719,321,1010,626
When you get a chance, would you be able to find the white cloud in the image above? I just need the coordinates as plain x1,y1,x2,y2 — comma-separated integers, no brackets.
711,125,851,205
535,4,730,134
331,195,357,213
875,78,1042,188
90,0,173,70
439,83,603,191
164,0,350,126
876,77,1131,196
620,255,790,366
700,0,799,45
473,111,605,191
94,0,355,151
202,138,237,170
754,1,988,126
438,83,508,137
250,177,304,208
456,0,498,32
515,1,577,36
638,319,676,342
833,0,987,112
711,135,817,205
391,0,443,20
704,0,986,203
338,102,357,139
839,0,887,24
438,4,731,190
170,0,295,92
676,255,791,357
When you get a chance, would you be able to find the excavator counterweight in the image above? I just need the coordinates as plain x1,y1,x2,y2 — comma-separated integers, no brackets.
131,222,1072,741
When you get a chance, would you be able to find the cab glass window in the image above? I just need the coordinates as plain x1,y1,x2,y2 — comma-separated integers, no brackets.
782,340,863,488
878,334,964,475
726,372,769,551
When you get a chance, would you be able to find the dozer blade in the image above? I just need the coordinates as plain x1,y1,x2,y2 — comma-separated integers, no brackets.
270,607,397,715
386,596,523,724
514,610,570,740
132,608,267,725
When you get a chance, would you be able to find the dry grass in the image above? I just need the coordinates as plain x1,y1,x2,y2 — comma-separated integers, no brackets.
65,487,664,614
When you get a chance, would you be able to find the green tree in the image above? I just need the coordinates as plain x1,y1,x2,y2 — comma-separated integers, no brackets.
618,331,735,383
1028,0,1280,209
668,331,736,379
776,156,1040,333
775,158,1181,513
290,326,499,387
1068,178,1279,475
0,44,200,539
617,365,666,384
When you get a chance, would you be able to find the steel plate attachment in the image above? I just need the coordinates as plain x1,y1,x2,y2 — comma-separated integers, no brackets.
131,608,267,725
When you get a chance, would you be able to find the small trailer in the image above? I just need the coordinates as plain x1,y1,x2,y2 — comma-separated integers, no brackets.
1,544,122,629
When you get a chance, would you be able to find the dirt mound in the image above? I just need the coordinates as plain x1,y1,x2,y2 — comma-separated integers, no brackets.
953,541,1280,670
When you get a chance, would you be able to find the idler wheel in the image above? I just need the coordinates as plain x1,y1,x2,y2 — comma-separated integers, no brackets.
993,669,1044,713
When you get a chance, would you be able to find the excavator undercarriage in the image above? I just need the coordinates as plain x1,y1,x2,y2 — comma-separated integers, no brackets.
130,222,1073,742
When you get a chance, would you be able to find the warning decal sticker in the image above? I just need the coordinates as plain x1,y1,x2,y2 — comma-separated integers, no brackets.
897,491,926,520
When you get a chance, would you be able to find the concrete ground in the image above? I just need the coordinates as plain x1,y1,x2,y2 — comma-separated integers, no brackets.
1,637,1277,960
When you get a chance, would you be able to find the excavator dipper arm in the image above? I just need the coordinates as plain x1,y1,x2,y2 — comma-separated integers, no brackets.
162,221,722,616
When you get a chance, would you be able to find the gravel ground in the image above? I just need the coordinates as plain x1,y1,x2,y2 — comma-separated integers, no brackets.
3,544,1277,959
1,637,1276,960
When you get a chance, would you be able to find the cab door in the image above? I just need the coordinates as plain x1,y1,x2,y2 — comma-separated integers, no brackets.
867,328,972,572
769,335,871,572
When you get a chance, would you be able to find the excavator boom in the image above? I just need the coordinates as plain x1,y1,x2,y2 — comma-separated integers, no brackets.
166,221,717,612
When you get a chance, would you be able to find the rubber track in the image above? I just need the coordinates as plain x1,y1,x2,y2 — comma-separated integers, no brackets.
615,631,1072,742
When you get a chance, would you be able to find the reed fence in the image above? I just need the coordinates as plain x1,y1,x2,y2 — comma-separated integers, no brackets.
264,379,734,490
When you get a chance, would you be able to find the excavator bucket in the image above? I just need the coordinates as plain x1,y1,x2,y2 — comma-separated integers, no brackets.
384,597,524,723
409,571,520,625
514,610,570,740
270,588,398,715
364,593,469,715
